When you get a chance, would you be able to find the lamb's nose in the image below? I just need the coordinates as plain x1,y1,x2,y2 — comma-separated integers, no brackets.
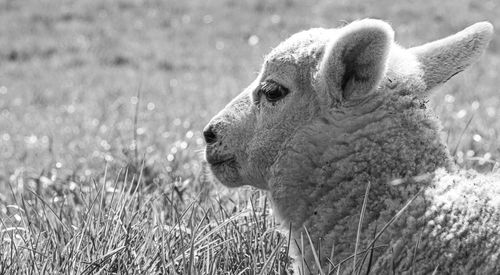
203,124,218,145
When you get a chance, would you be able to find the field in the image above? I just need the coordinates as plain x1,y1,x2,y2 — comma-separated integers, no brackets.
0,0,499,274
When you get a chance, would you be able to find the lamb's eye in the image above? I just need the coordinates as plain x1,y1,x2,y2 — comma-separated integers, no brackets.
259,81,289,103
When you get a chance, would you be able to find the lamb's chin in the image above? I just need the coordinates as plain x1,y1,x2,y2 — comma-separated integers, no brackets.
208,159,245,187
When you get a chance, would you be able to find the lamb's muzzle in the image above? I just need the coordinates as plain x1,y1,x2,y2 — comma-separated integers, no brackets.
204,19,495,274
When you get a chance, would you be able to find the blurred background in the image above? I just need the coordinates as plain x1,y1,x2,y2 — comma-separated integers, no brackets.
0,0,499,194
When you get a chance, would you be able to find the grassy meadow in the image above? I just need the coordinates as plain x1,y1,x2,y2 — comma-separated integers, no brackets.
0,0,499,273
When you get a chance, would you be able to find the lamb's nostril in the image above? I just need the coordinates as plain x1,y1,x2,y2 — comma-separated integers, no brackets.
203,125,218,145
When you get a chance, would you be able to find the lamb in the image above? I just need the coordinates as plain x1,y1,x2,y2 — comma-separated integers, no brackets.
203,19,497,274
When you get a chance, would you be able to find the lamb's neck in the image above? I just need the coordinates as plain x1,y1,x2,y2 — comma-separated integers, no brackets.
269,95,453,269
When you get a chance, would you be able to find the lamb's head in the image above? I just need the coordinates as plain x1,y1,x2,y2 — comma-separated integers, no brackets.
204,19,493,190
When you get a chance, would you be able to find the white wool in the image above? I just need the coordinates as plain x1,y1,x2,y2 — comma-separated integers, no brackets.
204,19,496,274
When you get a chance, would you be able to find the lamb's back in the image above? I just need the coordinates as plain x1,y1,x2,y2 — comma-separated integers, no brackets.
373,169,500,274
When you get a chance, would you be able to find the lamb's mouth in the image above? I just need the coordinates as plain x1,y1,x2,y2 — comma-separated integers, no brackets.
206,156,244,187
206,156,237,167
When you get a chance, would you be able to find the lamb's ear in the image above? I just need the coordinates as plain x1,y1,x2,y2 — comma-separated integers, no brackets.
410,22,493,92
317,19,393,104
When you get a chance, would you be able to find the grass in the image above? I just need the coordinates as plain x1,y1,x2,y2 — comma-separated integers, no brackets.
0,0,499,274
1,165,290,274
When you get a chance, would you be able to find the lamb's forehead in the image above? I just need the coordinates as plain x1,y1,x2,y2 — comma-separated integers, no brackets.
265,28,337,68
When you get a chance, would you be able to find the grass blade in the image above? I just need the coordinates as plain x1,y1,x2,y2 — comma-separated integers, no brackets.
353,181,370,273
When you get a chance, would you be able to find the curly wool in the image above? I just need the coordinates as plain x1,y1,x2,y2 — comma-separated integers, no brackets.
265,22,497,274
374,169,500,274
271,90,500,274
204,19,495,275
270,89,454,273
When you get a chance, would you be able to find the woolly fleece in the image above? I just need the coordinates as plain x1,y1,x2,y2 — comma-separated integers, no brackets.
204,19,495,274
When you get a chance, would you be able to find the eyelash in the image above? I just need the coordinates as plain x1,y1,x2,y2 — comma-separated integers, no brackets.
257,81,290,104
